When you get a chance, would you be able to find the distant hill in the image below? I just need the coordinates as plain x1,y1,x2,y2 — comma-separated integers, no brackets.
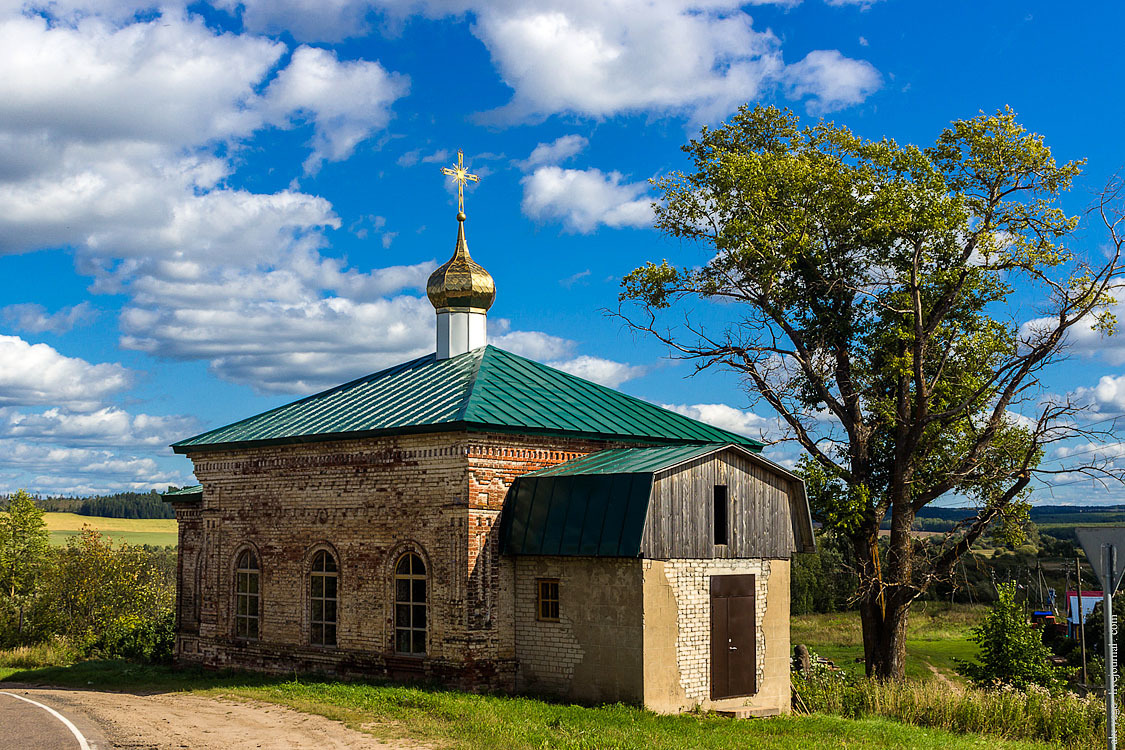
880,504,1125,536
2,489,176,520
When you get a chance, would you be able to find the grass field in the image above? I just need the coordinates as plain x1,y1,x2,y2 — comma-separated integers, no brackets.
42,512,178,547
791,603,982,682
0,660,1062,750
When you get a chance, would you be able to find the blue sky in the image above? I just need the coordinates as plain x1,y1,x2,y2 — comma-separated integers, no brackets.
1,0,1123,503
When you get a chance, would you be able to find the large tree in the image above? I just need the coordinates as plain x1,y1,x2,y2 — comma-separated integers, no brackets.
620,105,1125,679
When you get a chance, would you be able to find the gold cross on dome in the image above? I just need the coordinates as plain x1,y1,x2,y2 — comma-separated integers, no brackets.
441,149,479,215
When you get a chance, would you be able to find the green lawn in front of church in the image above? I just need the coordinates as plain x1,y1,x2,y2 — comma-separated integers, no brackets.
0,660,1060,750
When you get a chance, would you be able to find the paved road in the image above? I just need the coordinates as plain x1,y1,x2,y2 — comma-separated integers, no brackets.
0,690,89,750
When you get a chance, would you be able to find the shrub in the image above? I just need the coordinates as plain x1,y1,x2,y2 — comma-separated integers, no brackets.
0,637,77,669
97,609,175,664
957,581,1064,690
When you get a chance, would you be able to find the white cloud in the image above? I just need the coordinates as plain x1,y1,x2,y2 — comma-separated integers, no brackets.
0,11,408,258
0,335,132,411
214,0,385,41
548,354,646,387
1074,374,1125,414
0,6,438,396
0,440,184,492
475,2,784,124
0,407,198,447
220,1,879,122
490,328,575,361
783,49,882,114
1023,290,1125,364
1,301,96,334
262,45,409,172
560,269,591,288
662,402,773,438
518,134,588,170
521,166,652,233
0,13,281,149
115,258,437,393
489,327,643,387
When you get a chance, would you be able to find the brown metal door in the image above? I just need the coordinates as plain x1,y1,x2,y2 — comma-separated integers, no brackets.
710,574,757,700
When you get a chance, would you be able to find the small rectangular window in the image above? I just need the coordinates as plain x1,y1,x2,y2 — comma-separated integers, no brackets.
537,579,560,621
714,485,729,545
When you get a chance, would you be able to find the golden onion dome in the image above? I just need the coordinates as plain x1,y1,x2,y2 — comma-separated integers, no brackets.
426,212,496,312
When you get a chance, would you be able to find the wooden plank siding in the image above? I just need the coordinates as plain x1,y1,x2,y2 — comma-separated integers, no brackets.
640,450,796,559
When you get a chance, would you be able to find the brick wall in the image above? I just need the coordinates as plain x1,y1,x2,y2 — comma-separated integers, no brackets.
641,557,791,714
512,555,644,703
174,430,633,687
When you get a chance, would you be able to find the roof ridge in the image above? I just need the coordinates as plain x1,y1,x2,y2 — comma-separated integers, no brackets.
469,345,761,447
452,347,488,421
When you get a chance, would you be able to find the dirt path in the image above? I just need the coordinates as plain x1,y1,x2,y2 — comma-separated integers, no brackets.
923,660,953,686
4,686,426,750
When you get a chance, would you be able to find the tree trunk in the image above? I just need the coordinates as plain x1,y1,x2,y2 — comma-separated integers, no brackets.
855,501,916,680
860,595,910,679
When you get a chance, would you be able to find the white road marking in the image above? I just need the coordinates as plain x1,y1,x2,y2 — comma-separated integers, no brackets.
0,690,92,750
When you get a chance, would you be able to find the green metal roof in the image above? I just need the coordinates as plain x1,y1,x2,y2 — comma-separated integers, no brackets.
527,443,731,477
172,346,764,453
499,472,654,557
162,485,202,502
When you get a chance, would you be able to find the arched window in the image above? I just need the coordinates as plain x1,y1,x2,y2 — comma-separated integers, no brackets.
234,549,260,640
310,549,338,646
394,553,427,655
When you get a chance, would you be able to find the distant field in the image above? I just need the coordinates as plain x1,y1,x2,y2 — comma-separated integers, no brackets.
43,512,177,547
791,604,984,682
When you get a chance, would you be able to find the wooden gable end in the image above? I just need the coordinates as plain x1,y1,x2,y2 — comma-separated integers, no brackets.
640,449,798,559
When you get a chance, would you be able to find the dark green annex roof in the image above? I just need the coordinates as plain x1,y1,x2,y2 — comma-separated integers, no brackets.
162,484,202,502
172,346,764,453
499,443,811,557
500,443,814,557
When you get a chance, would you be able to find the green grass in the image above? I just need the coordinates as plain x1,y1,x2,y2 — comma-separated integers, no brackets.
795,674,1106,749
0,660,1059,750
42,512,177,547
791,604,983,682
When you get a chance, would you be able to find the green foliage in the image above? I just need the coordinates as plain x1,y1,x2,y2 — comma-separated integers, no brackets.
0,503,174,663
0,489,51,641
791,531,857,614
30,527,175,656
98,609,175,665
957,582,1064,690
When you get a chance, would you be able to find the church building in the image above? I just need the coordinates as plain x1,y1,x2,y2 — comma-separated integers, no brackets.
165,173,814,716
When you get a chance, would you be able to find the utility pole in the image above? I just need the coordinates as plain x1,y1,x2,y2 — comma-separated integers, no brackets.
1078,555,1089,687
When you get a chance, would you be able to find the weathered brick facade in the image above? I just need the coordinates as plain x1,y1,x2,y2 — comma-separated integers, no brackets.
170,429,800,715
170,430,635,689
